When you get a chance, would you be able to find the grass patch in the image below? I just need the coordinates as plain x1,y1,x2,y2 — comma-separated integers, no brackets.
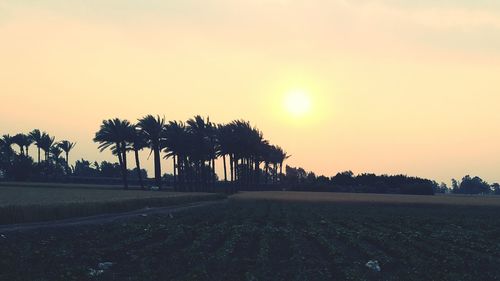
232,191,500,206
0,183,225,224
0,194,225,225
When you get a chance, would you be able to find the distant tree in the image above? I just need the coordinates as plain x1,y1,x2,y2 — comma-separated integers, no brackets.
137,115,165,188
0,135,14,163
29,129,44,163
39,133,55,161
11,133,32,156
94,118,134,189
451,178,459,193
285,165,299,184
435,182,449,193
216,123,233,182
99,161,122,178
163,120,189,190
130,128,147,189
306,172,317,184
186,115,216,190
285,165,308,184
331,171,355,185
5,154,35,181
492,183,500,195
453,175,491,194
317,175,331,185
73,159,100,177
50,146,63,164
57,140,76,166
275,146,290,182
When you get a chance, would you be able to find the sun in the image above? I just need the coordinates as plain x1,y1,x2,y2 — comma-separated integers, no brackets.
284,89,312,117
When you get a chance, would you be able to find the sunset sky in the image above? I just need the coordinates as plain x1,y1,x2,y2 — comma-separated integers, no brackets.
1,0,499,184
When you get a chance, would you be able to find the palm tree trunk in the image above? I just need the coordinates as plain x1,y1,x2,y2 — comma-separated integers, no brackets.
279,162,283,184
134,149,144,189
256,160,259,185
66,151,69,166
223,154,227,182
153,146,162,188
116,144,127,189
265,162,269,184
229,154,234,182
37,147,41,163
122,149,129,189
173,155,177,191
212,158,216,192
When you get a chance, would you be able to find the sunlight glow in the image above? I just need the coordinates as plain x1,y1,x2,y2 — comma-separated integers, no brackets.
284,90,312,117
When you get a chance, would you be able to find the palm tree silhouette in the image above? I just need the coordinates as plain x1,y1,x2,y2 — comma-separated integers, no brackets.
50,146,63,164
186,115,214,190
94,118,134,189
131,127,147,189
92,116,291,192
137,115,165,188
0,135,14,162
29,129,44,163
163,120,188,190
11,134,32,156
216,124,233,182
275,145,290,181
58,140,76,166
39,133,55,161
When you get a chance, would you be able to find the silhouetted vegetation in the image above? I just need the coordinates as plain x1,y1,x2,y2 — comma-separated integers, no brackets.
451,175,497,195
284,167,438,195
2,123,498,196
94,115,290,192
283,165,500,196
0,131,76,182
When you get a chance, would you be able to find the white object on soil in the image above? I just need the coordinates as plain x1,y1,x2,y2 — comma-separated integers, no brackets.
98,262,114,270
88,268,104,277
365,260,381,272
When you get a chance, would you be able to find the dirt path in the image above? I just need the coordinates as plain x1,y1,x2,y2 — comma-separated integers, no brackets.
0,199,226,233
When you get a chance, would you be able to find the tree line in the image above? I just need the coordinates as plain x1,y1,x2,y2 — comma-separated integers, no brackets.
450,176,500,195
284,167,438,195
284,166,500,195
0,130,76,180
93,115,290,192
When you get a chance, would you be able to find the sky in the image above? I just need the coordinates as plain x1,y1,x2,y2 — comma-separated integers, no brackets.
1,0,499,184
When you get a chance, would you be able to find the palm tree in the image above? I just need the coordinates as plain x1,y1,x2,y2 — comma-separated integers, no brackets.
39,133,55,161
50,146,63,163
216,124,233,182
94,118,134,189
11,133,31,156
30,129,44,163
261,142,274,184
163,120,188,190
225,120,267,186
137,115,165,188
58,140,76,165
131,128,147,189
274,146,290,181
0,135,14,162
186,115,214,190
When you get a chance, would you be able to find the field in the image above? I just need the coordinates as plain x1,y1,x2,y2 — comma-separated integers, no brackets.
0,183,224,224
1,191,500,280
234,191,500,206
